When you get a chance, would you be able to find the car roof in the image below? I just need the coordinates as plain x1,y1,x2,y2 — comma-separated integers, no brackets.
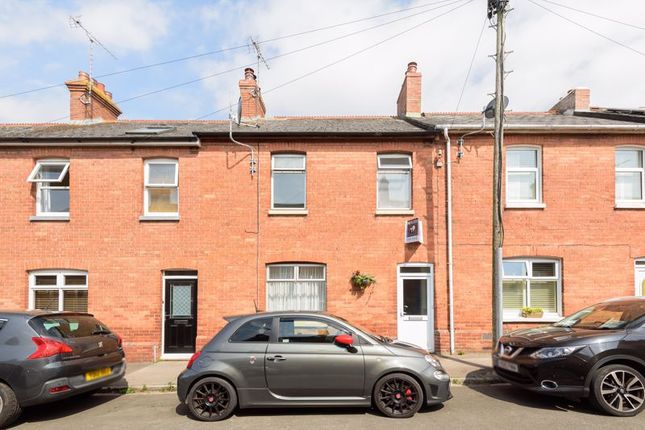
0,310,93,319
223,310,337,322
603,297,645,303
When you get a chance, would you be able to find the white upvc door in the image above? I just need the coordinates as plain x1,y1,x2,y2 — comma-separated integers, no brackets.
396,264,434,352
636,260,645,296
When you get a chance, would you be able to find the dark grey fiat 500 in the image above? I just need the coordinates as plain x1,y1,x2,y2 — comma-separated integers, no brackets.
177,312,451,421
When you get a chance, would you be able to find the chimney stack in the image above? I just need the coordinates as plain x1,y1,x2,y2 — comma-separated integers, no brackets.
238,67,266,121
65,71,122,122
549,87,590,114
397,62,422,117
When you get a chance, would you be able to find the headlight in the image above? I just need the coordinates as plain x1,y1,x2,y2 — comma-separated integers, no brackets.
425,354,442,368
530,346,583,359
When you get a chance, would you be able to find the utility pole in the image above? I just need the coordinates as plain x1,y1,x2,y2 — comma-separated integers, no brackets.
488,0,508,346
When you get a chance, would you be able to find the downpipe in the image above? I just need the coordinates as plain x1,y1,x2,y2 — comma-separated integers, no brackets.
442,127,456,355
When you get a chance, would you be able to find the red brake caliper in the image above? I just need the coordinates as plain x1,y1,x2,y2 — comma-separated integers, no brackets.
405,388,413,401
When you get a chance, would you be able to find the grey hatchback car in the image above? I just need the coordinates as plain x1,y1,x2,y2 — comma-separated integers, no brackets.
177,312,451,421
0,311,126,428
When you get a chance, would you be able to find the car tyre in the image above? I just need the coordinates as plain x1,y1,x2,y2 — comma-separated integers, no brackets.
186,377,237,422
373,373,424,418
591,364,645,417
0,382,22,429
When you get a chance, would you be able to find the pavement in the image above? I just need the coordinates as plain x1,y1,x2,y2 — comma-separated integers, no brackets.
12,384,645,429
106,353,499,392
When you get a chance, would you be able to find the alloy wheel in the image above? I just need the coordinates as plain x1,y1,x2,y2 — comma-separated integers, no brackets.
599,369,645,413
377,377,420,416
190,381,231,420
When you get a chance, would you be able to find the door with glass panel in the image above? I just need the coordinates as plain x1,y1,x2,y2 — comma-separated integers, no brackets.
397,264,434,352
164,279,197,354
636,260,645,296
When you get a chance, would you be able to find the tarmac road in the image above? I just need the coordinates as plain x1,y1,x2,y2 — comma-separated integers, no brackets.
11,384,645,430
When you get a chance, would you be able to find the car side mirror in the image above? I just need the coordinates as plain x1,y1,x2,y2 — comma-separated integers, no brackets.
335,334,353,347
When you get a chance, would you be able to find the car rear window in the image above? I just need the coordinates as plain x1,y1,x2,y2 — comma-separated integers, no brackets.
229,318,272,342
30,315,111,339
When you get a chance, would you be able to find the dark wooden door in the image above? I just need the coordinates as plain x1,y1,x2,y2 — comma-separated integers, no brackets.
164,279,197,354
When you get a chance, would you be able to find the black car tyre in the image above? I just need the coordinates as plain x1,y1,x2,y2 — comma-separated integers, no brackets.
0,382,22,429
374,373,424,418
591,364,645,417
186,377,237,422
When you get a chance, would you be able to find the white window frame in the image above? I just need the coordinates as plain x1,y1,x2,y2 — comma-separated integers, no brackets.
266,263,326,311
376,153,412,211
615,147,645,208
270,154,307,211
27,159,70,217
28,269,88,312
144,159,179,217
505,146,543,208
502,258,562,322
635,259,645,296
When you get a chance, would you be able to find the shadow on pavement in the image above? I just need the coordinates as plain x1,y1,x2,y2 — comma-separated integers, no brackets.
466,382,603,415
12,393,123,428
175,402,444,420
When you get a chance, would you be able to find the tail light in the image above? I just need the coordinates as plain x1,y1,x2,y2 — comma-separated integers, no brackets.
116,334,123,348
187,351,201,369
28,337,73,360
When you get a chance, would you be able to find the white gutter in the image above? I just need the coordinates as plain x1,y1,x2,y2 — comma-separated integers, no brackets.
434,123,645,133
441,127,456,355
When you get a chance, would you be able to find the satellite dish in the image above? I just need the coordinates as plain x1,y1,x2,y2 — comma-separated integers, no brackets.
236,97,242,126
483,96,509,119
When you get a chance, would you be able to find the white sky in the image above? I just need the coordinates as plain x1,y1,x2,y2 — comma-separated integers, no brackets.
0,0,644,122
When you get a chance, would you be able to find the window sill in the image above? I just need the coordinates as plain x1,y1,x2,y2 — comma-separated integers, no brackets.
139,215,180,222
268,209,308,216
615,202,645,209
30,215,70,222
375,209,415,216
504,316,562,323
505,202,546,209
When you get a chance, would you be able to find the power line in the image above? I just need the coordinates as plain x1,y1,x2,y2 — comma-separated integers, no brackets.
196,0,475,120
451,14,488,125
529,0,645,57
539,0,645,32
0,0,457,100
45,0,469,122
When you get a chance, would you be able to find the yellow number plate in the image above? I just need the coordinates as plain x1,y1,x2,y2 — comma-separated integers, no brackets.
85,367,112,382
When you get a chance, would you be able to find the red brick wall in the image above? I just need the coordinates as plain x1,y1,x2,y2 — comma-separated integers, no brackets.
432,132,645,352
0,138,434,361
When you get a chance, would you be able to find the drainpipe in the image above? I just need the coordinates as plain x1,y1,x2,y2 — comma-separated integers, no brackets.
441,127,456,355
229,119,260,309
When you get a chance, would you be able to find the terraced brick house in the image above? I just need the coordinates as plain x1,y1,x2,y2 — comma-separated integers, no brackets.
1,63,644,360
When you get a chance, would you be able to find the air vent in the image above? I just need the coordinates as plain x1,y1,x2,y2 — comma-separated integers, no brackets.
125,126,176,135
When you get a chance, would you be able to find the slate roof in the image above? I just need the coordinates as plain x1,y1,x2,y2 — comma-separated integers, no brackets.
1,111,644,143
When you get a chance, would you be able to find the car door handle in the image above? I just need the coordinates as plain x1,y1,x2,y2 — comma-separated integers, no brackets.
267,355,287,362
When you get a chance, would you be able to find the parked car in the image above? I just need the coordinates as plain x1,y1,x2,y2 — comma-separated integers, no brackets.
177,311,450,421
493,297,645,417
0,311,126,428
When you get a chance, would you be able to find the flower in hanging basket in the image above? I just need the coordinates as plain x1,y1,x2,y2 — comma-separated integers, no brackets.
351,271,376,290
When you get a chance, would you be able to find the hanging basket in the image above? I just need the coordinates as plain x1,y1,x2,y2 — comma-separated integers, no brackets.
351,271,376,291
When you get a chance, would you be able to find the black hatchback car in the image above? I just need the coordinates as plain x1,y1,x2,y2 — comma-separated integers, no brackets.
0,311,126,428
494,297,645,417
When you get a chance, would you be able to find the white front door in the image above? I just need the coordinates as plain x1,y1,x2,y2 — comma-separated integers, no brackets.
397,264,434,352
636,260,645,296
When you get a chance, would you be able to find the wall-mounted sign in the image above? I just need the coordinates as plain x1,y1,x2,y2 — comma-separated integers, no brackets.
405,218,423,244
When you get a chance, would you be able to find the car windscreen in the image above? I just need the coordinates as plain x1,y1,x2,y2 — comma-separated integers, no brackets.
30,315,112,339
554,301,645,330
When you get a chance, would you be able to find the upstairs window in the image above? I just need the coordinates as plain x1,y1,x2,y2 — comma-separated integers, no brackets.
144,159,179,216
616,148,645,206
27,160,70,216
29,270,88,313
271,154,306,210
506,147,542,206
377,154,412,210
